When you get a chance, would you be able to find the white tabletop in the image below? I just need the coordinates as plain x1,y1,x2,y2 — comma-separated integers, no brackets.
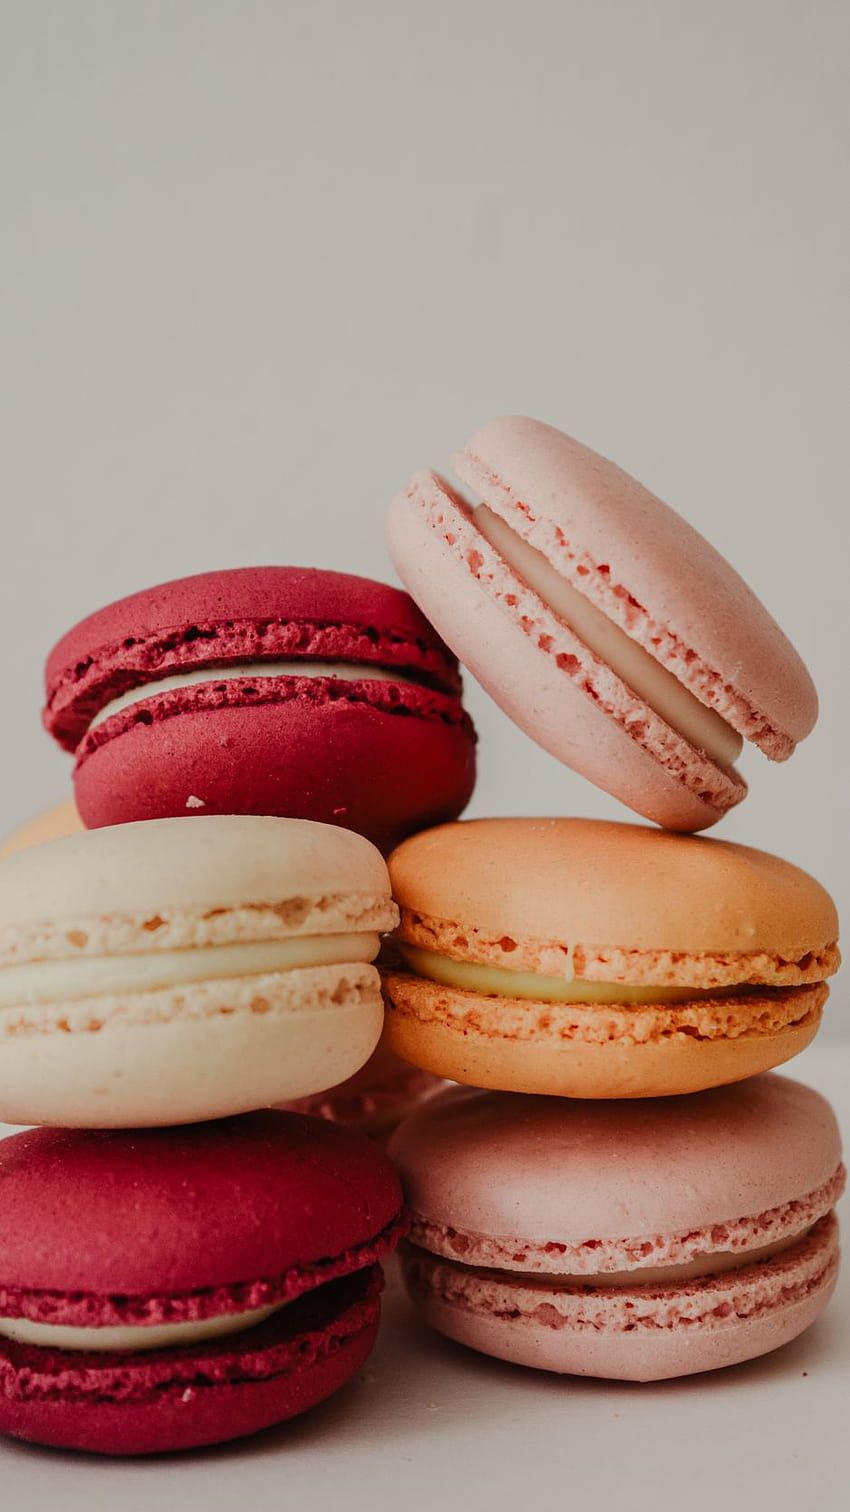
2,1037,847,1512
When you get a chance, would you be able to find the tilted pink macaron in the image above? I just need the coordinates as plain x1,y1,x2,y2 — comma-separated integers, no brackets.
389,1075,844,1381
387,417,818,831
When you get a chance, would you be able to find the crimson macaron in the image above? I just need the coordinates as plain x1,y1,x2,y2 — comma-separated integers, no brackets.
388,417,817,831
0,1112,405,1455
43,566,476,851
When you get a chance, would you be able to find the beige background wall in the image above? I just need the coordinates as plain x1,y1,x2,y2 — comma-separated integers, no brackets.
2,2,847,1030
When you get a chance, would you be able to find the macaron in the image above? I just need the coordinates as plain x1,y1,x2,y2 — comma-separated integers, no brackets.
382,818,838,1098
43,566,476,850
387,416,817,831
0,799,83,858
0,814,397,1127
283,1034,443,1137
0,1111,405,1454
389,1076,844,1381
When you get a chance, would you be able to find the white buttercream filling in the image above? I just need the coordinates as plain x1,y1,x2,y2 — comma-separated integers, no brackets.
0,932,380,1007
426,1231,806,1290
89,660,417,731
0,1301,286,1353
498,1231,806,1287
402,944,736,1004
474,505,743,770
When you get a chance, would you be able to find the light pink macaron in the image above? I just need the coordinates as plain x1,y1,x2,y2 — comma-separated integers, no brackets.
280,1036,444,1140
387,417,818,831
389,1075,843,1381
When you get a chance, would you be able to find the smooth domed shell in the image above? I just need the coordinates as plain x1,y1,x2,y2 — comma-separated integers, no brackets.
0,1112,403,1295
389,1075,841,1245
388,817,837,956
0,814,392,931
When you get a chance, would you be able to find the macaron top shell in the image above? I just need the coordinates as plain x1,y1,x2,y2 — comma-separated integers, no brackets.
388,818,838,959
455,417,817,756
389,1075,841,1248
0,1112,403,1296
44,565,462,750
0,814,394,946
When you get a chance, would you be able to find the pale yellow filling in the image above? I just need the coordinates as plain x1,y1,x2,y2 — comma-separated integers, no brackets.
0,933,380,1008
0,1300,285,1353
402,944,734,1005
474,505,743,770
493,1232,803,1289
89,660,415,731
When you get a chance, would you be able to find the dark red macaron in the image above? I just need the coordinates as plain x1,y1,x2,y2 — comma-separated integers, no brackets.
0,1111,406,1455
43,566,477,851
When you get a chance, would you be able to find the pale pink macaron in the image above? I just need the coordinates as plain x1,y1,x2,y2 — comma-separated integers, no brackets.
389,1075,844,1381
281,1034,443,1139
387,417,818,831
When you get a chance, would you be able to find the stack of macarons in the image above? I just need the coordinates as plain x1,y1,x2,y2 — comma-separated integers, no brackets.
382,417,842,1382
0,415,842,1455
9,566,482,1131
0,815,410,1452
0,566,482,1454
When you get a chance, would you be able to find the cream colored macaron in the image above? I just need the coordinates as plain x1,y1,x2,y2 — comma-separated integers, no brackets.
382,818,839,1098
0,815,397,1127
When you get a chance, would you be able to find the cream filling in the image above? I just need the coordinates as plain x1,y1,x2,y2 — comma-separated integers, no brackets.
474,505,743,770
402,944,736,1005
0,1301,286,1354
0,932,380,1008
455,1231,806,1290
89,660,417,731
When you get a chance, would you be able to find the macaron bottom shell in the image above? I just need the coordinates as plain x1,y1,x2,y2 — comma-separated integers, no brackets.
0,1269,382,1456
73,689,476,852
381,974,824,1098
399,1216,839,1381
0,964,384,1128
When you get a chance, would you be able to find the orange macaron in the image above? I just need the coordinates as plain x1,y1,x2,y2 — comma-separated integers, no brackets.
381,818,839,1098
0,800,82,858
